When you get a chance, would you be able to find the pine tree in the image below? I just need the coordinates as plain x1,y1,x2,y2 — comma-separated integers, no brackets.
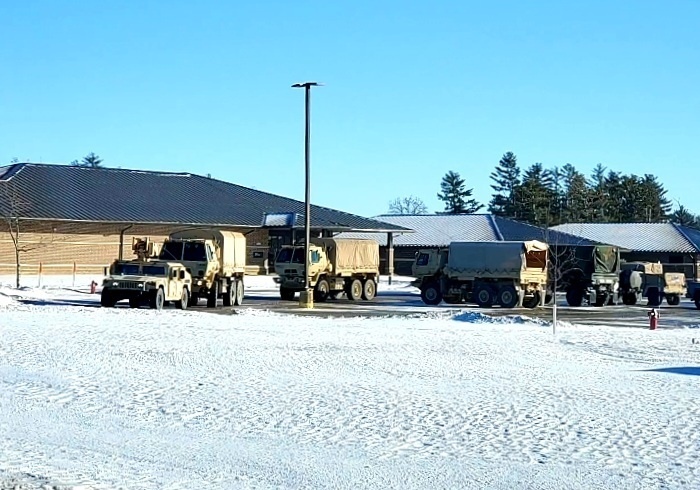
437,171,484,214
513,163,553,226
73,152,103,168
670,205,698,228
488,152,520,218
561,164,591,223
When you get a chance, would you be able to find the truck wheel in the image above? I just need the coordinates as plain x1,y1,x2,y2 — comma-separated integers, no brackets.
420,282,442,305
176,288,189,310
523,292,541,308
150,287,165,310
565,288,583,307
280,287,296,301
188,294,199,307
347,279,363,301
314,279,330,302
646,287,661,307
666,294,680,306
234,278,244,306
622,292,637,305
593,294,607,307
223,280,235,307
100,290,116,307
361,279,376,301
207,281,219,308
498,285,518,308
474,285,494,308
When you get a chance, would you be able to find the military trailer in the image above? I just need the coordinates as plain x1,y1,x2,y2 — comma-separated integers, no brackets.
411,240,549,308
562,245,620,307
101,260,192,310
274,238,380,302
159,229,246,308
618,261,686,306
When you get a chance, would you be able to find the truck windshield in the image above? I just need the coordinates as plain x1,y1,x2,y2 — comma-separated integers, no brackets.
183,241,207,261
276,247,305,264
159,241,183,261
143,265,166,276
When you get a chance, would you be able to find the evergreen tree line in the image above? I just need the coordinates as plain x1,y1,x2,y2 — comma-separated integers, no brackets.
418,152,698,228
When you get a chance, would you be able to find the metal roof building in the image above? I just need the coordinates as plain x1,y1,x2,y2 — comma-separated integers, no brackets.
338,214,599,247
0,163,408,279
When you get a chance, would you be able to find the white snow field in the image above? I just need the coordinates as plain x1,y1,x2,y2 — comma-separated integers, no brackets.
1,279,700,489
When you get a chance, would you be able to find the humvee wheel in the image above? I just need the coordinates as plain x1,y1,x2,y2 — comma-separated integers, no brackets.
100,290,116,308
223,280,235,307
361,279,376,301
498,285,518,308
420,282,442,305
347,279,363,301
150,287,165,310
666,294,680,306
314,278,330,302
207,281,219,308
176,288,189,310
234,278,244,306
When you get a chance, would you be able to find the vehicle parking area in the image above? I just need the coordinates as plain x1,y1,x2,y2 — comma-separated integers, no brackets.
200,289,700,329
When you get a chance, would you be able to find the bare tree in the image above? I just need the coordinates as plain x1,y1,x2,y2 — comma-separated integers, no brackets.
0,183,58,288
388,195,428,215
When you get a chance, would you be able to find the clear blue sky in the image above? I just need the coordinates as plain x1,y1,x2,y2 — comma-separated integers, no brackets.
2,0,698,218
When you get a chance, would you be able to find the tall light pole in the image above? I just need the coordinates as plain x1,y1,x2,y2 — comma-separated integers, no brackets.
292,81,321,307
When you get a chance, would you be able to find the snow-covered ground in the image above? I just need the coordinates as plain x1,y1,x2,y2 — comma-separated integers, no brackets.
1,280,699,489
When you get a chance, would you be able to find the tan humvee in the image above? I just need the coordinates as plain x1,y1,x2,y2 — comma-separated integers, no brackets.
101,260,193,310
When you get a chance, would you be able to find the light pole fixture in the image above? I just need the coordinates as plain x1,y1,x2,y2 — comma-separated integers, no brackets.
291,81,322,308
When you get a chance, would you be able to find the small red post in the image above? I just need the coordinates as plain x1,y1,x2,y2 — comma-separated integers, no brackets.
90,280,97,294
648,308,659,330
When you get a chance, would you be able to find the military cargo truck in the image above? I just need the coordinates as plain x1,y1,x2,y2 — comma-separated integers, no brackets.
411,240,549,308
618,261,686,306
563,245,620,307
101,260,192,310
274,238,380,302
158,229,246,308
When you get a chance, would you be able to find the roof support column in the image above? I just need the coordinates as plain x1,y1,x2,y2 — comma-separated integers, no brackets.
386,232,394,285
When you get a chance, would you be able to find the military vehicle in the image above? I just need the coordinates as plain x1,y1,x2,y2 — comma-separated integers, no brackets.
274,238,380,302
411,240,549,308
101,258,192,310
686,280,700,309
618,261,686,306
562,245,620,307
158,229,246,308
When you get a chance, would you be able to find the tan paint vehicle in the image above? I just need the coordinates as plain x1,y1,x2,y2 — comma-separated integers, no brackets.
101,260,193,310
618,261,686,306
274,238,380,302
411,240,549,308
157,229,247,308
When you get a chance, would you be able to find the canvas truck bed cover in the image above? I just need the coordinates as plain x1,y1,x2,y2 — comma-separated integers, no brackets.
593,246,619,274
169,229,246,270
444,241,547,278
313,238,380,272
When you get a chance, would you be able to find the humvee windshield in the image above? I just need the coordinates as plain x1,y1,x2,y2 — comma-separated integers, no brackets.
143,265,166,276
276,247,305,264
159,241,183,261
116,264,141,275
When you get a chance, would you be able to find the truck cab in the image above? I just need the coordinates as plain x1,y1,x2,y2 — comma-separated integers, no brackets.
410,248,448,287
274,244,327,291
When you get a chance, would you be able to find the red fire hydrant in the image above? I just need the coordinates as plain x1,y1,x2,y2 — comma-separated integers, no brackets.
90,281,98,294
648,308,659,330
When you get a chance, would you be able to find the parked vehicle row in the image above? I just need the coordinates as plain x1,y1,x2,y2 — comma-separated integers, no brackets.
99,231,700,311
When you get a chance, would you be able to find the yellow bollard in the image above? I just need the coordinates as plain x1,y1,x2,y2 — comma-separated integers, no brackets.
298,289,314,309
